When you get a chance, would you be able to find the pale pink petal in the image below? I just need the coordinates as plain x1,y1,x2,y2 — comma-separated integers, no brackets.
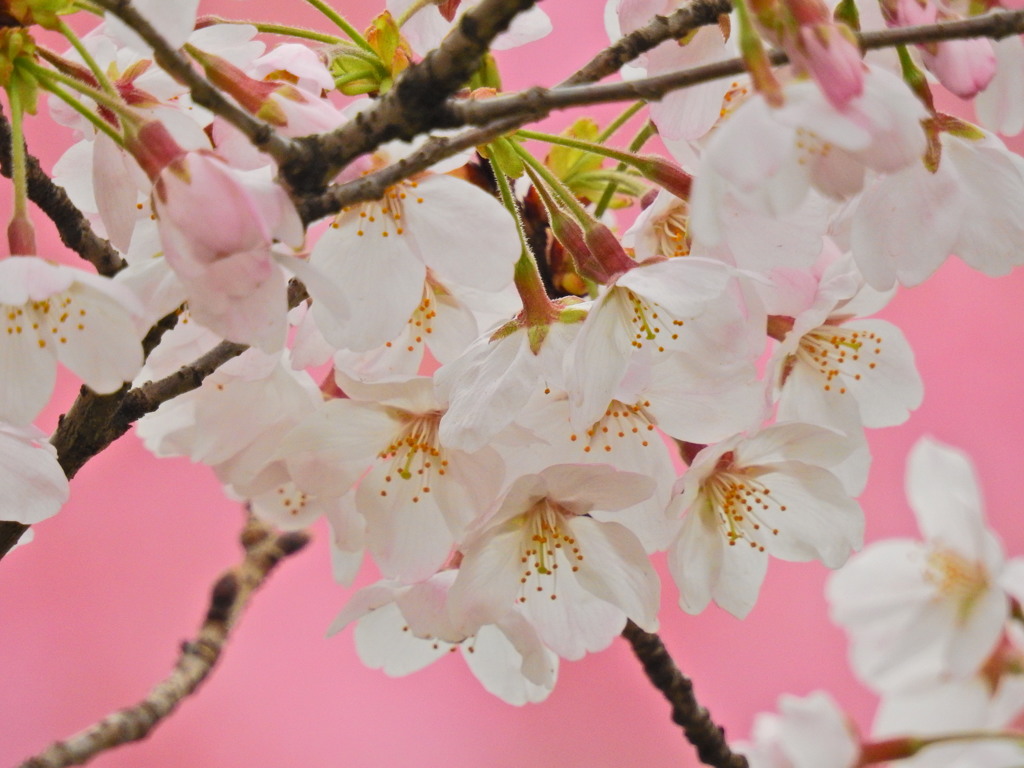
570,517,660,630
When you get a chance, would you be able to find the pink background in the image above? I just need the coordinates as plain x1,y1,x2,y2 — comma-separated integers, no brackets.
3,2,1024,766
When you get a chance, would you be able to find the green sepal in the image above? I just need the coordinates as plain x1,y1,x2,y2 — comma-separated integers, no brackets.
482,137,525,179
833,0,861,31
9,0,75,30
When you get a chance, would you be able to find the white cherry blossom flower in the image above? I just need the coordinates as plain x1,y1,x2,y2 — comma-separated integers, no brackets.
278,375,505,582
976,34,1024,137
136,348,322,495
736,691,860,768
827,437,1018,693
850,126,1024,289
770,252,922,492
309,166,518,354
436,306,583,453
565,256,764,434
690,67,927,247
0,258,144,426
448,464,660,660
668,422,864,618
0,424,70,526
328,570,558,705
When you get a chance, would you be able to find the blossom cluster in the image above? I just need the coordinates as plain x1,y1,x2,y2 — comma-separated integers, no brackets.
2,0,1023,760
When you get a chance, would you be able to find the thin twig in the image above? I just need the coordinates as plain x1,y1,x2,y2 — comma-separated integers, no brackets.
18,517,311,768
444,10,1024,127
90,0,295,167
0,106,125,276
622,620,748,768
297,8,1024,224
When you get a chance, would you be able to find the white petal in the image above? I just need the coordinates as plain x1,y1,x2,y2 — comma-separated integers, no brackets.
404,175,518,291
570,517,659,630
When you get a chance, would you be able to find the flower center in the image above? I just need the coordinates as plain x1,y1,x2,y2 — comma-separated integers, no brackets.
796,324,882,394
654,201,690,258
925,546,990,624
794,127,834,165
378,411,445,504
516,500,584,604
383,279,441,355
343,180,426,239
626,290,684,353
3,292,88,349
570,399,658,453
703,453,783,549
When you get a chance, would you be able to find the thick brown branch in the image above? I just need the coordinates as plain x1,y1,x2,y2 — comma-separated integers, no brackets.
561,0,733,86
622,621,748,768
91,0,296,167
282,0,538,193
18,517,310,768
0,107,124,276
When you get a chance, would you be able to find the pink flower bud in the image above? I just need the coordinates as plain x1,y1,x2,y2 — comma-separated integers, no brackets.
794,24,865,110
923,37,996,99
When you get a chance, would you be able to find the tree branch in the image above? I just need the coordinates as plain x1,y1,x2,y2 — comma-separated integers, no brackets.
91,0,296,168
622,621,748,768
18,516,310,768
281,0,539,193
443,10,1024,128
297,9,1024,225
0,107,125,276
561,0,733,87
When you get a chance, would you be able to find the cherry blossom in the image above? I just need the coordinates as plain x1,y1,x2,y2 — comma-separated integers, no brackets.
328,570,559,705
769,252,921,492
308,159,519,354
737,691,860,768
448,464,660,660
564,256,764,434
850,124,1024,289
827,437,1022,693
668,422,864,618
0,257,144,426
0,423,69,526
147,141,306,351
690,66,928,247
277,375,505,581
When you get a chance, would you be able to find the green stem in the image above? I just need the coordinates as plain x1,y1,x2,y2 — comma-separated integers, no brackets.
492,162,552,323
509,140,590,222
204,16,345,45
57,18,118,97
301,0,375,54
20,59,138,124
517,126,656,172
395,0,435,27
594,120,656,218
30,74,124,145
7,86,28,223
596,100,645,143
72,0,103,14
